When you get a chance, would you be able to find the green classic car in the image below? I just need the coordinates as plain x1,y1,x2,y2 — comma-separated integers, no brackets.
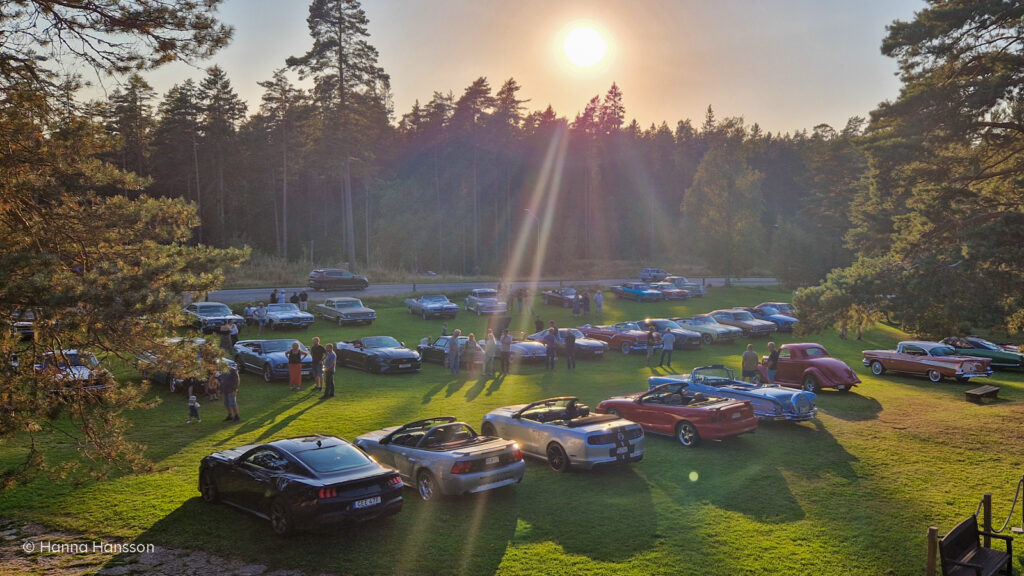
940,336,1024,370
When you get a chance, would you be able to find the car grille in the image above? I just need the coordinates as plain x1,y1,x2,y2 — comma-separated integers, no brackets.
793,395,814,415
346,312,375,319
388,358,419,369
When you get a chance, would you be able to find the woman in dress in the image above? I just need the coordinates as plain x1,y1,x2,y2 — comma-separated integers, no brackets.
287,341,307,391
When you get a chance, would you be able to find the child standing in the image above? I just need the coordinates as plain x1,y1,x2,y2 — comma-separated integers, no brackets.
187,395,201,424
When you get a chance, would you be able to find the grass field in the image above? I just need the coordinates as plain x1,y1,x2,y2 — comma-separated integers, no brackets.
2,286,1023,575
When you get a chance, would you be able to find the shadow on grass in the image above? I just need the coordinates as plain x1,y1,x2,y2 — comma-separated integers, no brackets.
134,489,519,575
818,391,883,422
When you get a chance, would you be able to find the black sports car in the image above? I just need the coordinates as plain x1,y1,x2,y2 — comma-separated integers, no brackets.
198,435,403,536
336,336,422,374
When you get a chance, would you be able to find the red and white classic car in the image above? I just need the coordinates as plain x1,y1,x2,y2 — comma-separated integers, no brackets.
861,341,993,383
753,343,860,392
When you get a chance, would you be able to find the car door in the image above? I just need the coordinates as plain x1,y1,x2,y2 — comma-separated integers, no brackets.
775,348,797,382
236,342,260,372
226,447,280,510
633,391,675,435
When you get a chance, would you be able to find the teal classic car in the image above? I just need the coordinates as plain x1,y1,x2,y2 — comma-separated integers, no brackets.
940,336,1024,370
610,283,664,302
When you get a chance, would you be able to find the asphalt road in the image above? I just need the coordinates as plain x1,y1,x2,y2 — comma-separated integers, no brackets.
208,277,780,304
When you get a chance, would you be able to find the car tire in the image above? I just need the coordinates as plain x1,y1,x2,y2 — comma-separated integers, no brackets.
802,375,820,393
269,499,294,537
928,369,943,383
620,341,632,355
702,333,713,345
481,422,497,437
262,364,273,383
546,442,569,473
870,360,885,376
607,408,621,417
837,384,852,392
416,469,438,502
199,471,219,503
676,421,701,447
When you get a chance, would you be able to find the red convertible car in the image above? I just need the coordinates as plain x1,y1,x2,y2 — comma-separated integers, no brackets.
596,384,757,447
753,343,860,393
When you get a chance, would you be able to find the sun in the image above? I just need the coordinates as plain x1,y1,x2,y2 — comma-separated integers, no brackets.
563,26,606,68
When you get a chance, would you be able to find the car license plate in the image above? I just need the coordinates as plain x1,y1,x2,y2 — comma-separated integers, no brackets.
616,446,628,454
399,363,411,369
594,350,603,355
731,412,741,419
353,496,381,509
486,456,500,465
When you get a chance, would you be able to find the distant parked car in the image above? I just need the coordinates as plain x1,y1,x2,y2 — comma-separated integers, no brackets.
307,268,369,291
184,302,245,334
862,341,993,383
610,283,664,302
233,339,312,382
541,287,577,308
650,365,818,422
648,282,689,300
465,289,508,315
633,319,702,349
481,397,645,472
673,315,742,345
198,435,403,536
665,276,705,297
355,417,525,501
336,336,421,374
315,297,376,326
35,350,113,392
405,294,459,320
596,385,758,447
744,305,798,332
639,267,669,282
137,337,236,393
526,328,609,358
264,303,315,330
752,343,859,392
940,336,1024,370
710,309,777,337
417,335,483,371
578,323,662,355
757,302,796,317
9,308,37,340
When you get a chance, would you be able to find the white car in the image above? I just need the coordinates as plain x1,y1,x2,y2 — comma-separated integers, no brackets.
264,303,315,329
465,289,508,315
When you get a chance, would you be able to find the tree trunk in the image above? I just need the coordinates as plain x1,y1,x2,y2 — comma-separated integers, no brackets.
282,134,288,259
345,157,356,272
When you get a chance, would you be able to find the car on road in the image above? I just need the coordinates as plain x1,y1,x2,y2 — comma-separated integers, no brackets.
336,336,421,374
862,341,993,383
752,343,860,392
541,287,578,307
640,267,669,282
315,297,376,326
307,268,369,291
405,294,459,319
596,384,758,447
939,336,1024,370
264,303,315,330
578,323,662,355
526,328,609,358
710,309,777,337
665,276,705,296
233,339,312,382
673,315,742,345
198,435,403,536
354,417,525,501
648,282,689,300
610,282,664,302
465,289,508,315
481,397,645,472
184,302,245,334
650,365,818,422
633,319,703,350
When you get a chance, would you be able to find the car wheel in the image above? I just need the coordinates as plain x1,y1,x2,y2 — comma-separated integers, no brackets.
870,360,885,376
563,300,570,308
607,408,621,417
546,442,569,473
837,384,852,392
802,374,820,393
476,308,481,316
620,341,632,355
676,421,701,447
416,470,438,502
199,471,219,503
269,499,294,537
262,364,273,383
928,369,943,383
742,329,750,338
481,422,497,437
702,333,713,345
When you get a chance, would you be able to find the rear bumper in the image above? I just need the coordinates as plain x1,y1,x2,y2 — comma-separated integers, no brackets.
440,461,526,496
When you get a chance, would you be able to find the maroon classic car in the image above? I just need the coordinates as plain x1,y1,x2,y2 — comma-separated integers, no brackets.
862,341,993,383
753,343,860,393
596,385,758,447
578,323,662,355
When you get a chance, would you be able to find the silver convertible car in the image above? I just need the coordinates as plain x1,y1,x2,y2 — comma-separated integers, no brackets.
481,397,644,472
355,417,525,501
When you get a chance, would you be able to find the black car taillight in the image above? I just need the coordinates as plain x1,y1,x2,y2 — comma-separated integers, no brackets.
385,475,403,488
318,487,338,499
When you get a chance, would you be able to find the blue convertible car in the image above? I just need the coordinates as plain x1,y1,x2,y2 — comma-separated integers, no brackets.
649,365,817,422
233,339,313,382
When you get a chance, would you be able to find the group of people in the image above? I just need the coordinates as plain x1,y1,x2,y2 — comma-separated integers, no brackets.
267,289,309,310
741,342,779,382
426,325,517,378
493,284,604,318
283,336,338,399
184,364,240,424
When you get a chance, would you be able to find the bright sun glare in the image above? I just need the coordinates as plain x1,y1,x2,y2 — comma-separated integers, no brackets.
564,26,606,68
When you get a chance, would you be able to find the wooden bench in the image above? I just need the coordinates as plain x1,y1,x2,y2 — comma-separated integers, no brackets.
938,515,1013,576
965,385,1000,403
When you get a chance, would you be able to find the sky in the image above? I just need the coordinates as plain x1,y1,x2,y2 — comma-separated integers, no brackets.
136,0,926,135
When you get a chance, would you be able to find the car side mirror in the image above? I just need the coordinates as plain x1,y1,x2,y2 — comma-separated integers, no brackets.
400,341,405,347
379,437,390,445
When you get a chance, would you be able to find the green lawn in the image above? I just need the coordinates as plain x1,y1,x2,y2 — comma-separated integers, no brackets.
2,287,1022,575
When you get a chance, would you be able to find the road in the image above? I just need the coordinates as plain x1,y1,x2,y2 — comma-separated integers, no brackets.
207,277,780,304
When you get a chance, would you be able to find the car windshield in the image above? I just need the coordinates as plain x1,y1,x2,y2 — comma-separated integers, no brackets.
969,338,999,351
733,311,755,321
560,288,577,297
687,316,713,325
692,366,735,383
263,340,304,354
422,295,447,303
293,442,371,474
805,347,829,357
421,423,478,447
614,322,639,330
760,306,780,315
333,300,361,309
929,346,958,357
473,290,497,298
197,304,232,316
650,320,679,330
268,303,299,312
362,336,401,349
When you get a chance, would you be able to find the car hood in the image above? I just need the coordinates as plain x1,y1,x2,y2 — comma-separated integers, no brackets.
765,314,797,324
267,310,314,318
263,352,312,364
668,328,702,338
365,347,419,360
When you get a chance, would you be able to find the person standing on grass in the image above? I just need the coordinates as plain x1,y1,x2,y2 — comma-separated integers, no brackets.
645,325,657,367
741,344,759,381
534,315,544,333
565,329,576,370
543,327,557,371
500,329,513,374
659,328,675,367
572,293,582,318
276,290,286,304
254,302,268,336
449,329,462,375
287,341,307,391
441,322,448,336
228,320,239,347
765,342,779,382
187,394,201,424
299,290,308,311
582,291,590,317
310,336,326,392
220,367,240,422
321,344,337,399
465,333,479,375
484,330,497,378
594,289,603,315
